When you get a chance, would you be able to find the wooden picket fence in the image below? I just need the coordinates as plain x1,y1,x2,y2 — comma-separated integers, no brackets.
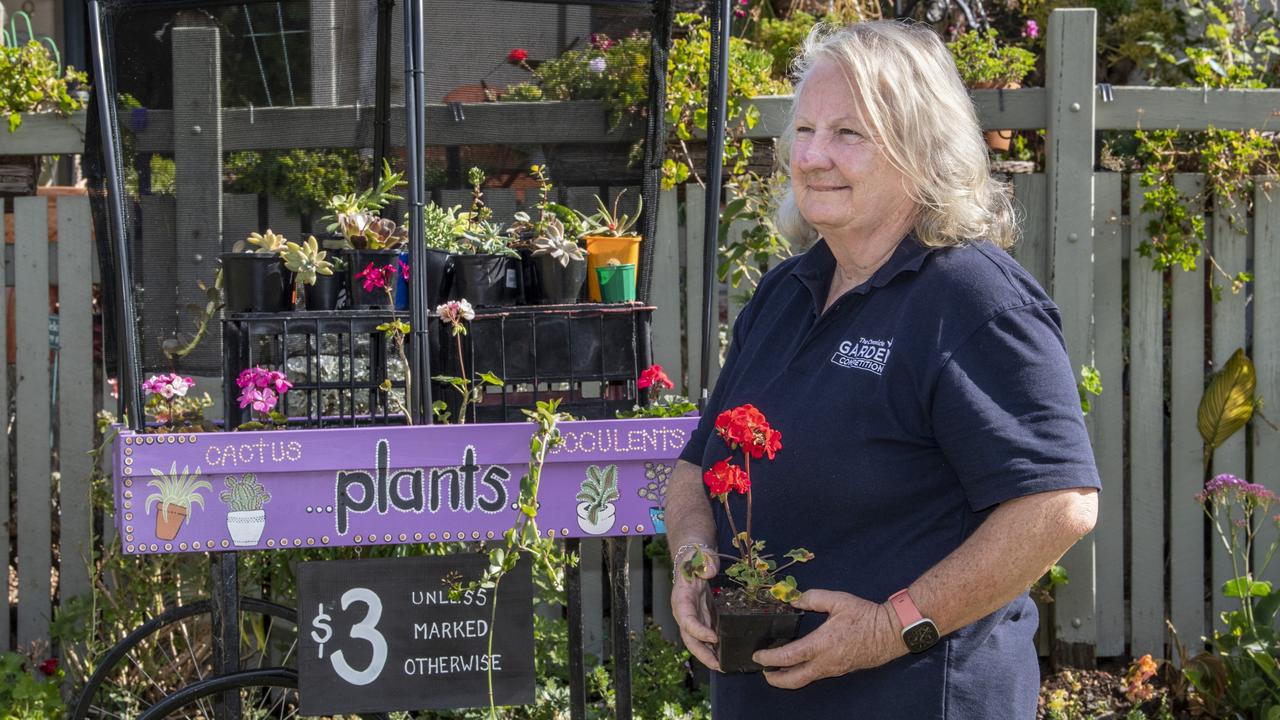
3,7,1280,678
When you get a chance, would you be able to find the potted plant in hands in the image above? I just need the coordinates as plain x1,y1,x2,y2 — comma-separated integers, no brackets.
281,236,338,310
529,217,587,303
324,162,408,308
680,404,815,673
220,473,270,546
581,191,642,301
946,29,1036,152
222,229,292,312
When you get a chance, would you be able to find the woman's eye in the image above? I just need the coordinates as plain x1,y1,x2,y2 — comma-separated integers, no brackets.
839,128,861,138
795,126,814,134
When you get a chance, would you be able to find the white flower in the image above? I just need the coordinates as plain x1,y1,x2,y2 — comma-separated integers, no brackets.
169,376,193,397
435,299,476,326
589,57,607,73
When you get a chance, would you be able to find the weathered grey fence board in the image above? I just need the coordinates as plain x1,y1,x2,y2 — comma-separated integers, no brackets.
57,197,96,605
580,538,604,659
1045,11,1098,656
14,196,53,648
651,556,678,643
1129,176,1167,657
266,198,302,248
651,189,682,376
1254,178,1280,586
1169,175,1207,647
0,113,87,155
684,186,706,398
1211,195,1249,629
1011,174,1048,287
1092,173,1125,657
222,194,260,254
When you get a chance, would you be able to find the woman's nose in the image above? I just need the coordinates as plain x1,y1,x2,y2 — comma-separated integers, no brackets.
795,137,832,172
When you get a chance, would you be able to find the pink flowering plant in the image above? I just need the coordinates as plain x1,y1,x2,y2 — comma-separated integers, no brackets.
359,260,415,425
235,366,291,430
431,299,503,424
141,373,212,431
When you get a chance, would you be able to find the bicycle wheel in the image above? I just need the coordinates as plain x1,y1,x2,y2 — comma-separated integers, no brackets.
134,667,389,720
71,597,300,720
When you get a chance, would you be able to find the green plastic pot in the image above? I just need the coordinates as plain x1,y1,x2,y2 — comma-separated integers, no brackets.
595,263,636,303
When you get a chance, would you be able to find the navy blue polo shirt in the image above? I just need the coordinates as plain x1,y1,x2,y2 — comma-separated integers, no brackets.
680,234,1100,719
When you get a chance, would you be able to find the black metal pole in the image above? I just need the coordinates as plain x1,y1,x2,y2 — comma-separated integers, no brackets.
373,0,394,171
608,537,633,720
565,538,587,720
87,0,144,431
404,0,432,424
636,0,673,305
699,0,731,395
209,552,241,720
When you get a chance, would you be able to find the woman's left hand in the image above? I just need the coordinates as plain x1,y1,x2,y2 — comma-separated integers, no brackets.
753,589,906,689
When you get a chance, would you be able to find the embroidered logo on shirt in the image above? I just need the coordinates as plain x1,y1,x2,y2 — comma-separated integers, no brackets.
831,337,893,375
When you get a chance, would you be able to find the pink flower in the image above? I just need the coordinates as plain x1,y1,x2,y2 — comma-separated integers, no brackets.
236,367,290,412
589,33,613,51
237,386,279,414
733,7,746,17
435,299,476,326
1023,20,1039,39
357,262,398,292
399,259,410,280
142,373,194,399
38,657,58,676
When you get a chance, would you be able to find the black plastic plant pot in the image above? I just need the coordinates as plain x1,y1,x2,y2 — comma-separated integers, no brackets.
709,591,804,674
221,253,292,313
518,247,542,304
423,247,453,307
450,254,520,307
303,272,342,310
534,255,587,304
348,248,401,309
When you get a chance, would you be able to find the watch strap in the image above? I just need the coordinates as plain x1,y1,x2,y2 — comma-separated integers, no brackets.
888,588,924,628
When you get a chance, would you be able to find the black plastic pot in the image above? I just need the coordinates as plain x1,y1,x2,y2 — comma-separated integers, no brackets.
347,248,402,309
422,247,453,307
534,255,586,304
221,253,292,313
710,592,804,673
450,254,521,307
304,272,343,310
518,247,541,304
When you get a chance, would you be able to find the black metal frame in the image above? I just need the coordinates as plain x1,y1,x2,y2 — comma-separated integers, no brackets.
85,0,723,716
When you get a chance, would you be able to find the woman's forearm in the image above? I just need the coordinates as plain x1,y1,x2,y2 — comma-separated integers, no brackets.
897,488,1098,638
665,460,718,563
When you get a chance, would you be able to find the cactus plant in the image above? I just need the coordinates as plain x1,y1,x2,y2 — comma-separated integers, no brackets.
219,473,271,512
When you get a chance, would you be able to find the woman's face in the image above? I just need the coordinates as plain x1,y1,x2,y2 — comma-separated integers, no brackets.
790,58,914,240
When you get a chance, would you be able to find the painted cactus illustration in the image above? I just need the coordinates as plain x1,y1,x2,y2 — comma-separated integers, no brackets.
219,474,271,547
146,462,211,541
638,462,672,533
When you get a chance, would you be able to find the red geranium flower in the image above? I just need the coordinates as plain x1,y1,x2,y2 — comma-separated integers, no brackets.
637,364,674,390
704,458,749,497
714,404,782,460
507,48,528,64
38,657,58,676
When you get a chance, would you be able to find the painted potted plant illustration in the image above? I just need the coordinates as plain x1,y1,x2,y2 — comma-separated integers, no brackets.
681,404,815,673
219,473,271,547
145,462,211,541
576,464,620,535
637,462,673,533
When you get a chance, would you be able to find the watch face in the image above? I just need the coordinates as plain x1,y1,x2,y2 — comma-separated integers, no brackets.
903,620,939,653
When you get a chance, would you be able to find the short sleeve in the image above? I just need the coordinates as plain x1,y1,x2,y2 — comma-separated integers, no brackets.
678,298,755,468
931,302,1101,511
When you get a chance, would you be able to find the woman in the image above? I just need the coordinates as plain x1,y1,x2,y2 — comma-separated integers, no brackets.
666,20,1100,719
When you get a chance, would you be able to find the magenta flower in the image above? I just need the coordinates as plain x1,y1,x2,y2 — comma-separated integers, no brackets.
236,366,291,415
1023,20,1039,39
357,262,399,292
142,373,194,399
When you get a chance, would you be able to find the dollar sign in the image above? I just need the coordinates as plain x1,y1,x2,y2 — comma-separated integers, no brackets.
311,603,333,659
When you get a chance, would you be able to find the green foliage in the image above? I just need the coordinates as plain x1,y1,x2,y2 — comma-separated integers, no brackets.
1135,130,1205,272
423,202,470,253
755,11,821,79
1031,563,1069,604
718,171,793,288
617,395,698,419
580,191,642,238
0,651,64,720
947,29,1037,86
1078,365,1102,416
0,39,86,132
218,473,270,512
521,34,652,130
225,148,367,215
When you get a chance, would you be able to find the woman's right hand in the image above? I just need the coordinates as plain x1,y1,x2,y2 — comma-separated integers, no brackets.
671,549,721,672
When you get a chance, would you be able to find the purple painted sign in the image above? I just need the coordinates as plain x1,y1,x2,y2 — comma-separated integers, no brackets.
113,417,696,555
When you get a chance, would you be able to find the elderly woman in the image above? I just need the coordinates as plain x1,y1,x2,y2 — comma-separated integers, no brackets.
666,20,1100,718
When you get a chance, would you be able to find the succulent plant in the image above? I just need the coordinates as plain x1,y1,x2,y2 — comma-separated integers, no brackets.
236,229,289,254
322,160,406,248
580,190,642,238
576,465,620,525
423,202,468,253
460,220,519,257
531,218,585,266
281,236,335,285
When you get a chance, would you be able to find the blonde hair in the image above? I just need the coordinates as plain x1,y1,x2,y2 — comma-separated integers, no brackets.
775,21,1018,250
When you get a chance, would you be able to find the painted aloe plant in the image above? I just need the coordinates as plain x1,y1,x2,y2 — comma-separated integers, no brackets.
577,464,620,525
219,474,271,512
146,462,212,523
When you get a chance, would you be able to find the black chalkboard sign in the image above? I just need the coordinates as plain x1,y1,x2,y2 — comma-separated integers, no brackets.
297,554,535,715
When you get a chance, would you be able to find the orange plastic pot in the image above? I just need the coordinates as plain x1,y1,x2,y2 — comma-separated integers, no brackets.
584,235,641,302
